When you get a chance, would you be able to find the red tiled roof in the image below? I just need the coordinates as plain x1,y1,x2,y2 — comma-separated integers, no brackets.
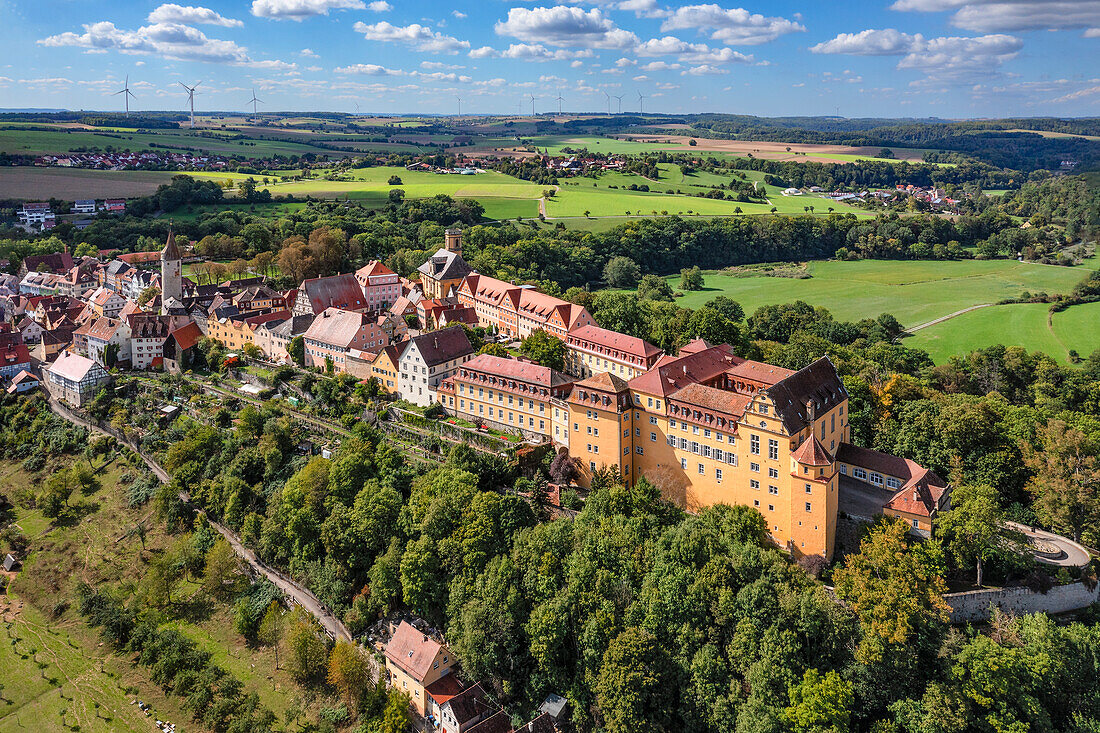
628,343,740,397
424,674,465,707
303,308,374,349
573,370,630,393
834,443,945,488
467,711,513,733
385,622,445,683
459,353,573,389
791,435,833,466
299,273,367,314
168,321,203,351
357,260,396,279
441,683,494,726
568,324,662,361
669,382,751,416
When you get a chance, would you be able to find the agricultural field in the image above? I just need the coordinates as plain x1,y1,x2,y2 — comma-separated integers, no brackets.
0,126,341,158
251,165,546,212
0,167,175,199
517,134,930,163
641,259,1096,358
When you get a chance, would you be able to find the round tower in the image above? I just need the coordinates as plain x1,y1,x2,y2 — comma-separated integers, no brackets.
160,229,183,314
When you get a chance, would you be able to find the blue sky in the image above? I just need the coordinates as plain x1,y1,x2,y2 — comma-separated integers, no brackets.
2,0,1099,117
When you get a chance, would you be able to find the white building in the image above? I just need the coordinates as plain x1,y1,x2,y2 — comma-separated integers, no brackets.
397,326,474,406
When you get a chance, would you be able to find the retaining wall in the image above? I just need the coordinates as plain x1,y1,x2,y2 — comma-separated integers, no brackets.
947,582,1100,623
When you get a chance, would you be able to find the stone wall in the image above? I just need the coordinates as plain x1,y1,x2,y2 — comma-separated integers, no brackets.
946,581,1100,623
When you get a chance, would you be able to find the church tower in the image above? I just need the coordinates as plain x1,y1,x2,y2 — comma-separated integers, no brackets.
160,229,182,315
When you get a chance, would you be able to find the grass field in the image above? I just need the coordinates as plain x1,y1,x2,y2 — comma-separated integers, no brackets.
906,300,1100,364
0,167,176,200
252,165,546,209
0,452,319,731
648,258,1092,325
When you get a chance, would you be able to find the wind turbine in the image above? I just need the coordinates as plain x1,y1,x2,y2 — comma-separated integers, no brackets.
555,93,564,115
602,91,610,115
246,88,263,118
180,81,201,128
637,91,647,114
529,94,537,116
113,75,136,115
613,94,623,114
455,95,462,119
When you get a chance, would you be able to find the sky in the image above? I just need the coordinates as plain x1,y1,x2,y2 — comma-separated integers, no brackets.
1,0,1099,118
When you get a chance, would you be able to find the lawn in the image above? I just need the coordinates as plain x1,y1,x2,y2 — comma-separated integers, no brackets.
647,259,1093,329
166,200,308,222
0,167,175,200
251,165,546,209
1051,301,1100,359
904,303,1073,364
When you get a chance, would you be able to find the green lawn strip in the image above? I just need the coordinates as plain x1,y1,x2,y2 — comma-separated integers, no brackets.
904,302,1070,364
1051,301,1100,359
639,259,1092,328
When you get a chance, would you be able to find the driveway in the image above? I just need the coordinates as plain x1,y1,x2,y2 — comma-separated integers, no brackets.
838,474,893,521
1006,521,1093,568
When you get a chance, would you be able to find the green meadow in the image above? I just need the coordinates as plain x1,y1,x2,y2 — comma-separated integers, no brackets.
677,259,1091,323
0,127,340,158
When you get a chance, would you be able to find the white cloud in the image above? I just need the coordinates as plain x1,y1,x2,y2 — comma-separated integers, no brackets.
422,60,463,69
354,21,469,53
661,4,805,44
495,6,638,48
632,74,649,80
812,28,1022,79
1085,26,1100,35
474,78,507,87
473,43,595,61
640,60,681,70
681,46,754,63
1050,83,1100,102
809,29,918,55
615,57,636,67
147,4,242,27
469,46,496,58
570,59,584,67
334,64,406,75
634,36,754,63
300,48,318,57
682,64,730,75
617,0,669,18
453,10,467,19
251,0,365,21
306,64,322,71
891,0,1100,33
38,20,295,69
367,0,391,10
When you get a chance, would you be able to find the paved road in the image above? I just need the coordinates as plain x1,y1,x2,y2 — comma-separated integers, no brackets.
1006,521,1093,568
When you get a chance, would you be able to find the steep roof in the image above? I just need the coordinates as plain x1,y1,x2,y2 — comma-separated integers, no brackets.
271,314,315,339
298,273,366,314
568,324,662,361
834,442,946,489
384,621,446,683
303,308,372,349
167,321,203,351
417,248,471,282
792,435,833,466
22,252,73,274
407,326,473,367
628,343,740,397
669,382,751,416
765,357,848,435
127,313,171,339
442,683,494,727
467,711,513,733
85,317,124,341
161,230,181,261
574,370,630,394
885,476,948,518
356,260,396,280
49,350,102,382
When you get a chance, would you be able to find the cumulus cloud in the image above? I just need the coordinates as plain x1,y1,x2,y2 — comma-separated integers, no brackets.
39,20,295,69
809,28,918,55
661,4,805,44
495,6,638,48
333,64,470,82
682,64,730,75
251,0,365,21
617,0,669,18
453,10,467,18
354,21,469,53
147,4,242,27
812,27,1022,79
300,47,318,57
1050,83,1100,102
469,43,594,61
367,0,391,10
891,0,1100,33
639,60,682,70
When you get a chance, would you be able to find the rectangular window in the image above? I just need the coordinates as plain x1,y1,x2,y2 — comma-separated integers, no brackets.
636,446,643,455
587,426,592,434
698,463,705,475
855,467,867,480
768,439,779,460
727,453,737,466
886,477,901,489
679,438,688,450
650,432,657,442
806,502,812,512
681,458,687,469
768,467,779,479
704,429,711,438
574,423,579,431
703,445,712,458
805,484,812,493
649,416,657,425
715,448,724,462
759,404,769,415
870,473,883,486
635,427,641,436
716,468,723,482
750,435,760,455
754,499,760,507
769,486,779,496
750,462,760,473
750,480,760,490
768,504,774,512
667,435,676,447
692,426,699,435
